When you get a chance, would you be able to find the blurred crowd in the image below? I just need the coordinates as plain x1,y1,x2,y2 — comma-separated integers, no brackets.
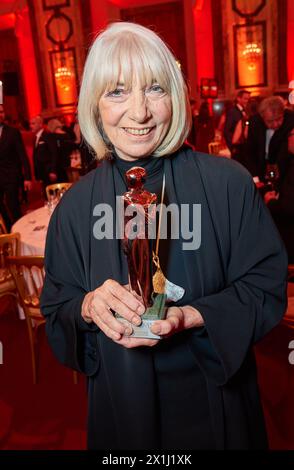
188,92,294,263
0,105,97,231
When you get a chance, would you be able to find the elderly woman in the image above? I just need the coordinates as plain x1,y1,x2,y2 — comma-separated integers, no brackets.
41,22,287,450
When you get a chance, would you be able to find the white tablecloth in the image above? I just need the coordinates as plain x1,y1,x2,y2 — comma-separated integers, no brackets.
12,206,51,255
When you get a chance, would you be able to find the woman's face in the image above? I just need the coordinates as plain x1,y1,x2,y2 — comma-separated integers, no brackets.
98,76,172,161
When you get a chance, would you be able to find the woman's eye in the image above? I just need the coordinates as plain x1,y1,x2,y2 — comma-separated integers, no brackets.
147,84,165,94
106,88,125,97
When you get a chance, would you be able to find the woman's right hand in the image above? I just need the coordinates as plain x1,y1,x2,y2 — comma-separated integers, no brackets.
81,279,145,341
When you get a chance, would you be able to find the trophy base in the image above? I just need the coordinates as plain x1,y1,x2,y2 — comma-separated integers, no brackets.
115,293,167,339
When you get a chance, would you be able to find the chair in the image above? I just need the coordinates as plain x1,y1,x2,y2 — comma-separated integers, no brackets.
7,255,78,385
208,141,221,155
7,255,45,384
0,233,20,303
45,182,72,200
0,213,8,234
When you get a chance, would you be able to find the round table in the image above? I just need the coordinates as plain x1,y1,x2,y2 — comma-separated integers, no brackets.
12,206,51,255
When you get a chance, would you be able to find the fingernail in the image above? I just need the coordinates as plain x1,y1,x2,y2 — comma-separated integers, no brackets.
125,327,132,336
152,325,161,334
137,305,145,315
132,315,141,326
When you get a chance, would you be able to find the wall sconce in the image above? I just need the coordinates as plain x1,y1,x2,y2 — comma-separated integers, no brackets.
50,48,77,106
54,58,72,92
200,78,218,99
234,22,267,88
45,5,77,107
241,28,262,71
232,0,267,88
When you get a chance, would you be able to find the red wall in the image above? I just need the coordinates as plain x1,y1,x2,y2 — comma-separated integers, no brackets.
15,8,41,118
287,0,294,82
193,0,214,85
0,8,41,119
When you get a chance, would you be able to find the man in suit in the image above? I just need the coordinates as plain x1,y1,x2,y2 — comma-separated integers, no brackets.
0,104,32,230
263,127,294,262
246,96,294,181
224,90,250,152
30,115,57,188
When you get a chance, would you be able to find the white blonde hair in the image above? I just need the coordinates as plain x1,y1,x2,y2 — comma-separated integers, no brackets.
78,22,191,160
259,96,285,117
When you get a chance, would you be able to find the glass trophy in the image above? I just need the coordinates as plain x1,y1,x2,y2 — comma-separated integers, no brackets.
116,166,167,339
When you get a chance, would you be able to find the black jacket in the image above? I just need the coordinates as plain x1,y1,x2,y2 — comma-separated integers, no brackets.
224,105,244,151
246,109,294,180
33,129,57,182
267,144,294,262
41,148,287,449
0,124,31,184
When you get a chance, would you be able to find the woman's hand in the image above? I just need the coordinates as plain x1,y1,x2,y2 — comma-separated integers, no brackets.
82,284,204,348
150,305,204,338
81,280,146,341
112,305,203,349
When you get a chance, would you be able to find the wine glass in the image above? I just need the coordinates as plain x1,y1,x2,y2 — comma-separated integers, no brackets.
45,194,58,215
264,163,280,192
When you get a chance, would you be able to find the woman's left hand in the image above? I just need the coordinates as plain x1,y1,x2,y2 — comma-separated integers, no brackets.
113,305,204,348
150,305,204,338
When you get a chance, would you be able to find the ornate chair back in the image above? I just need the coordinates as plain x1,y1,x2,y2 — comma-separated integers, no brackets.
208,141,221,155
45,182,72,200
7,255,45,383
0,233,20,300
0,213,8,234
7,255,78,384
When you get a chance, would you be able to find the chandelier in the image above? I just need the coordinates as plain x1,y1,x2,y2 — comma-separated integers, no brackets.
54,63,72,92
242,41,262,71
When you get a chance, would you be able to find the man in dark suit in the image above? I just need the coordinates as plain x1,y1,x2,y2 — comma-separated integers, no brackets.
246,96,294,263
0,104,32,230
30,115,57,188
224,90,250,152
263,128,294,262
246,96,294,181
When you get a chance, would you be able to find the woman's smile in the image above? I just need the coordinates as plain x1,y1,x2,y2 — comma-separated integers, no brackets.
122,126,155,136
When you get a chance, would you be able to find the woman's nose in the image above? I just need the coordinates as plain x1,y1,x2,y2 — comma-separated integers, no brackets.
129,92,151,122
